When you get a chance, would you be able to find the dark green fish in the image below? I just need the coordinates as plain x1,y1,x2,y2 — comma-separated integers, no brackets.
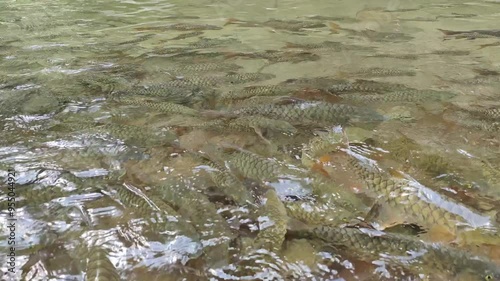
117,33,155,45
463,107,500,120
151,180,234,266
188,37,240,48
103,183,198,237
219,85,290,101
227,50,320,63
85,247,120,281
340,89,457,103
438,28,500,39
232,100,384,125
346,67,417,77
225,147,287,181
292,226,500,280
50,121,177,147
429,50,471,56
113,83,199,104
328,79,409,94
170,31,204,40
191,152,253,205
226,18,325,31
135,23,222,31
284,200,353,226
253,188,288,252
165,62,242,74
285,41,374,52
225,72,276,84
346,150,495,235
116,97,200,116
443,111,499,132
365,53,419,60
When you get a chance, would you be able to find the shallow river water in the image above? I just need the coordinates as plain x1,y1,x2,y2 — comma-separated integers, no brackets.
1,0,500,280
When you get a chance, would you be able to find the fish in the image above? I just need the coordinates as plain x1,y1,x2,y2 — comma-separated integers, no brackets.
135,23,222,31
365,53,419,60
284,200,353,226
284,41,373,52
463,107,500,120
85,247,121,281
170,31,204,40
327,79,410,94
226,115,298,137
190,151,253,206
332,25,414,42
112,83,200,104
225,96,292,109
117,33,155,45
102,183,198,237
226,50,320,63
339,89,457,103
442,111,500,132
219,85,291,101
225,18,325,31
438,28,500,39
291,226,500,280
224,146,289,181
164,62,242,74
301,129,346,169
345,149,496,235
232,100,384,125
225,72,276,84
253,188,288,252
151,179,234,266
428,50,471,56
188,37,240,48
116,97,200,116
342,67,417,77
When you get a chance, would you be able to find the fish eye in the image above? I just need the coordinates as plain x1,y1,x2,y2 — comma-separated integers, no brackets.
485,274,493,280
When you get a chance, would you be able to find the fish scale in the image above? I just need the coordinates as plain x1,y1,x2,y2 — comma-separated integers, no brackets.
105,183,199,237
232,101,356,124
192,152,253,205
227,149,285,181
328,79,409,94
284,201,352,226
340,89,457,103
117,98,200,116
115,84,199,104
165,62,242,74
225,72,276,84
151,181,234,265
254,189,288,252
293,226,500,280
85,247,120,281
219,85,290,100
347,154,494,234
350,67,417,77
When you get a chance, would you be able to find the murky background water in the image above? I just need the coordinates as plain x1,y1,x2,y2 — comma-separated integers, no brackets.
1,0,499,280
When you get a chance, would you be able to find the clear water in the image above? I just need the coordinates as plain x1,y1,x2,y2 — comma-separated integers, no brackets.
1,0,499,280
